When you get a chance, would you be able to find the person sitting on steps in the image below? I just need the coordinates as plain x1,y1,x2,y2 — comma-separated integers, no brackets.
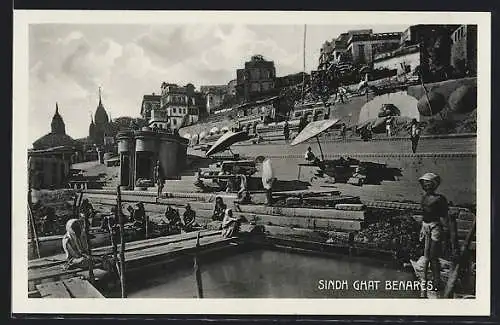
182,203,200,232
212,197,226,221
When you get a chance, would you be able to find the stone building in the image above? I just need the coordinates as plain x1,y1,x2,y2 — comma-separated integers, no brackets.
227,79,237,96
146,83,199,130
200,85,228,115
140,93,162,121
450,25,477,76
236,55,276,102
318,29,373,70
346,32,402,65
116,128,189,189
373,44,421,75
29,103,80,189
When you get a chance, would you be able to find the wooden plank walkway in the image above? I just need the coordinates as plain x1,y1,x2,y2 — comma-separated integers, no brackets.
29,230,239,292
36,277,104,298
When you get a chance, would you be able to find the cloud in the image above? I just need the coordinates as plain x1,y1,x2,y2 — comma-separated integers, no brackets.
28,24,309,144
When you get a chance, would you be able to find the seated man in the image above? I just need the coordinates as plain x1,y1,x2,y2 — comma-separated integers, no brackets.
304,147,321,165
62,219,96,269
164,205,182,234
132,202,146,229
221,208,241,238
182,204,200,232
237,191,252,204
212,197,226,221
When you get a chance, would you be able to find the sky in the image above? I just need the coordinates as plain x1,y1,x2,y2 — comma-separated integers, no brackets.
28,23,408,144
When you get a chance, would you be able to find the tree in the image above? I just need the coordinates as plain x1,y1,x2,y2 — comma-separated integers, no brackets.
108,116,148,136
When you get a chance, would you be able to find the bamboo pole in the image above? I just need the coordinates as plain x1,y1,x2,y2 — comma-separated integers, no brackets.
443,217,476,298
193,231,204,298
116,185,127,298
301,24,307,105
315,136,325,161
107,212,121,281
83,205,95,284
72,194,78,219
27,201,41,259
27,186,39,259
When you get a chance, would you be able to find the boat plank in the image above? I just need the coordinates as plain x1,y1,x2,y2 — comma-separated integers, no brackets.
62,278,104,298
124,236,236,262
29,230,223,269
36,281,72,298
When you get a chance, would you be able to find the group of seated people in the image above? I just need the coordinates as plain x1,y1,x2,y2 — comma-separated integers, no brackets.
159,204,201,234
62,197,245,269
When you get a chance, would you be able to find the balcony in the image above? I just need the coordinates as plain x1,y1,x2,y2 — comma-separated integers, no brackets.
150,109,167,122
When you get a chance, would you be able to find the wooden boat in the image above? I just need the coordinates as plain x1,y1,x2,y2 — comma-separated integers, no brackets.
28,227,111,260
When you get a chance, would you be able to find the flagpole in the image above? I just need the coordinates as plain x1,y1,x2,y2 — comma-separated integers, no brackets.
301,24,307,105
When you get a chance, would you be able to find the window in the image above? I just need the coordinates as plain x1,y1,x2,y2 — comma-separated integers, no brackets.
173,108,176,114
173,119,177,125
357,44,365,63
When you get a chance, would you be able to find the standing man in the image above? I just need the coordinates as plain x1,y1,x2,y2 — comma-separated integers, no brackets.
340,123,347,140
154,160,164,198
418,172,458,297
298,116,307,133
410,119,422,153
262,158,275,206
386,117,393,138
283,120,290,143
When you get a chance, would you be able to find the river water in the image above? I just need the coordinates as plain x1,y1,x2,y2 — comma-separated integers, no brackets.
128,249,419,298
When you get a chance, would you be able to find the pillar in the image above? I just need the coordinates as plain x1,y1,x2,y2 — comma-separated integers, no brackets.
134,128,156,189
117,131,134,190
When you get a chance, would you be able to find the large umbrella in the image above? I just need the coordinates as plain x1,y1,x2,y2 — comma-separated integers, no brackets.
290,118,340,161
205,130,250,157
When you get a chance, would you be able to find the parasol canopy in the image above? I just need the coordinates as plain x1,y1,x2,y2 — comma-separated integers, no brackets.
209,127,219,135
220,126,230,133
290,119,340,146
205,130,250,157
290,118,340,162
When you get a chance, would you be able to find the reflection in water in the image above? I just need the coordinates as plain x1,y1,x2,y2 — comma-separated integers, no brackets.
128,249,419,298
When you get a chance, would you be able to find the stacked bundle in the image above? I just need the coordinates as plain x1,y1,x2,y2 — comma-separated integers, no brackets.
353,216,423,261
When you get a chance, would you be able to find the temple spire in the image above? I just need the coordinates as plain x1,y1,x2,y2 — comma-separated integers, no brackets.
98,87,102,106
51,102,66,135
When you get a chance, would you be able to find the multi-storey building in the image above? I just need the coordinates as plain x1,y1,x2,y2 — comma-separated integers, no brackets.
450,25,477,76
317,30,372,70
140,93,161,121
346,32,402,65
236,55,276,102
145,83,199,130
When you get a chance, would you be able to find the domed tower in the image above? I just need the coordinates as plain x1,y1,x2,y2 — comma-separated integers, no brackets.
88,113,96,140
51,102,66,135
95,87,109,126
93,87,109,145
